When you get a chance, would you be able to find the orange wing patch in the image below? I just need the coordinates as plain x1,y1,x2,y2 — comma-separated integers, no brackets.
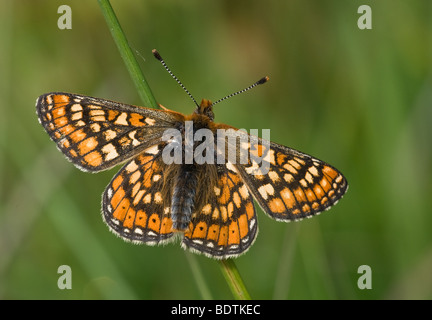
102,147,175,245
182,165,257,259
235,140,348,221
36,92,181,172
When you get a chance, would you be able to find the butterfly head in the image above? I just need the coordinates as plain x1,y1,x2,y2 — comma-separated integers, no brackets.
195,98,215,121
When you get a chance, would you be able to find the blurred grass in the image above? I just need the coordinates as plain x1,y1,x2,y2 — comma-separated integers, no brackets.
1,0,432,299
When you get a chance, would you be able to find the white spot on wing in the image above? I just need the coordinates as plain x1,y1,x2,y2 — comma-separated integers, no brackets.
226,161,237,173
308,165,319,177
249,218,256,230
257,183,274,200
145,118,156,125
147,231,158,237
71,112,82,121
126,160,138,172
145,145,159,155
115,112,128,125
102,143,119,161
71,104,83,112
134,228,144,235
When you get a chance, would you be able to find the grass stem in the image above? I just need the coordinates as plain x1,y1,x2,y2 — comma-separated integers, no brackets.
97,0,251,300
219,259,251,300
97,0,158,108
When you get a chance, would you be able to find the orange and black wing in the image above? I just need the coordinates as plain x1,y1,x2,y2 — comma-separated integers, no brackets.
225,129,348,221
36,92,183,172
182,164,257,259
102,145,175,244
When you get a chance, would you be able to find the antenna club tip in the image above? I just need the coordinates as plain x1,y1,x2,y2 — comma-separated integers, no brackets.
258,76,270,84
152,49,162,61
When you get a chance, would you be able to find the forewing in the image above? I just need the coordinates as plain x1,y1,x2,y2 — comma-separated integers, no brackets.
36,92,183,172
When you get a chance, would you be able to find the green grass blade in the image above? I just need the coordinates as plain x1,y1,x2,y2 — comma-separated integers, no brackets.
219,259,251,300
97,0,158,108
97,1,252,300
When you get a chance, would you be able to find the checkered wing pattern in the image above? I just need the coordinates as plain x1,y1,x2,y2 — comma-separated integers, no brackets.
102,145,175,244
36,90,348,260
232,133,348,221
182,164,257,259
36,92,183,172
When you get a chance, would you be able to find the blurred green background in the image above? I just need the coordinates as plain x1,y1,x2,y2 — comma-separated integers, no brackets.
1,0,431,300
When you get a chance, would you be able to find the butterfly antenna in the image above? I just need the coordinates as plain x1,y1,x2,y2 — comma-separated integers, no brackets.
152,49,200,108
211,76,269,107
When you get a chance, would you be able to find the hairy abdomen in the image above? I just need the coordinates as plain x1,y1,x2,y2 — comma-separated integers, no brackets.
171,165,198,230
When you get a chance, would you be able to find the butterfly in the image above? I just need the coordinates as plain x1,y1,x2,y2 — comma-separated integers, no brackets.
36,49,348,259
